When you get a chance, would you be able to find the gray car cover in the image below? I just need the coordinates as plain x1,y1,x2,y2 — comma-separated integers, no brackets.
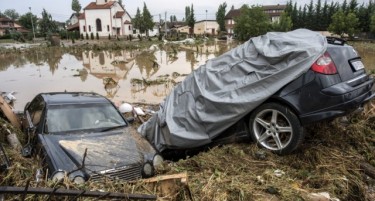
138,29,327,151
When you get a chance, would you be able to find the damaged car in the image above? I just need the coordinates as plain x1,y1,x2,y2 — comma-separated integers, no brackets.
22,92,163,183
139,29,375,155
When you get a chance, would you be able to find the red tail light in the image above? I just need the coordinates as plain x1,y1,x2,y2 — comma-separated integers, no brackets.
311,52,337,75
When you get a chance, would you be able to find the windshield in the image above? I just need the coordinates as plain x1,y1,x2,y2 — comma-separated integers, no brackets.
45,103,126,133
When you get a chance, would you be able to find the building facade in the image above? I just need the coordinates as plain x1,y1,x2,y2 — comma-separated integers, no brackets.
78,0,133,37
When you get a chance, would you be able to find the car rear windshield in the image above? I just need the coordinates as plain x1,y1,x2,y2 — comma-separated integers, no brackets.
45,103,126,133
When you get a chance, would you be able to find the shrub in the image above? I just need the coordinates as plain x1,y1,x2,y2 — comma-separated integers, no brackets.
85,33,89,40
96,32,99,40
90,32,94,40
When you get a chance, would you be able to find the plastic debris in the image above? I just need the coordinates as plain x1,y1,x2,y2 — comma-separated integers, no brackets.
134,107,145,116
119,103,133,113
274,169,285,177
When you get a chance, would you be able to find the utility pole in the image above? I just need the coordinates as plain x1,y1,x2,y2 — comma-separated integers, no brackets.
29,7,36,41
164,12,167,39
205,10,207,36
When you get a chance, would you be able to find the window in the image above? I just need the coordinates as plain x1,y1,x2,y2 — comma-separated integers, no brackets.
27,96,45,127
129,25,131,30
107,25,109,32
89,25,91,32
96,19,102,32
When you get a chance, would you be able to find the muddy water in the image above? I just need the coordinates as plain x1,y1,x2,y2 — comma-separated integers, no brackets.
0,41,237,111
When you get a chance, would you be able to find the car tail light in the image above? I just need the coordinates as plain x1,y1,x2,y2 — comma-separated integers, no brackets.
311,52,337,75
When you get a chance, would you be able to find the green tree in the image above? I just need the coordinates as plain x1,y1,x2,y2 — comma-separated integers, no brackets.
4,9,19,20
71,0,81,14
328,10,359,38
18,12,38,30
39,8,58,37
133,8,142,33
118,0,123,7
216,2,227,32
315,0,322,30
272,12,293,32
370,13,375,34
341,0,348,13
187,4,195,34
348,0,358,12
185,6,190,23
0,11,5,18
234,5,270,41
306,0,314,29
142,2,154,37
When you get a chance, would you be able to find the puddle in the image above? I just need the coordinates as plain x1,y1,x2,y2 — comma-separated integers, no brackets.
0,41,238,111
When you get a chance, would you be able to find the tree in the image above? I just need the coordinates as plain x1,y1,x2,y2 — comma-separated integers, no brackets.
142,2,154,37
272,12,293,32
133,8,142,33
39,8,58,37
328,10,358,38
216,2,227,32
4,9,19,20
18,12,38,30
71,0,81,14
233,5,270,41
187,4,195,34
118,0,123,7
185,6,190,23
370,13,375,34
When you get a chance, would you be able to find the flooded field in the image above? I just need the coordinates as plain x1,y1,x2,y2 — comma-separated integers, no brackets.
0,41,238,111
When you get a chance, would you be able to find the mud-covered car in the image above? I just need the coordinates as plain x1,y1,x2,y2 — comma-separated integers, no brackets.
22,92,162,183
139,29,375,155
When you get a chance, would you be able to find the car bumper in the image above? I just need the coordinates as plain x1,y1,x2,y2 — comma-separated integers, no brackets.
299,77,374,125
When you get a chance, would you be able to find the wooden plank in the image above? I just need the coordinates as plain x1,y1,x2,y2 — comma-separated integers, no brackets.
142,172,188,183
0,96,20,128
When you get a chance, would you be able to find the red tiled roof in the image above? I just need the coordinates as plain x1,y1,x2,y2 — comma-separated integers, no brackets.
0,17,12,22
114,11,124,18
84,1,115,10
224,9,240,20
78,13,85,19
262,5,286,10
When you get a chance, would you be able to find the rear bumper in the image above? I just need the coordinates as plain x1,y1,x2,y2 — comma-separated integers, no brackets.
299,77,374,125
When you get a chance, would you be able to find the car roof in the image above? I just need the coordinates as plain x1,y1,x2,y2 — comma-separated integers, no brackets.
40,92,110,105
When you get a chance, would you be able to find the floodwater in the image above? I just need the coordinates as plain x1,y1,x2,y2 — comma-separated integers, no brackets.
1,41,374,112
0,41,238,111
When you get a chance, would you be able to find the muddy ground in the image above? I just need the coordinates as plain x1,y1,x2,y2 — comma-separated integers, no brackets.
0,99,374,200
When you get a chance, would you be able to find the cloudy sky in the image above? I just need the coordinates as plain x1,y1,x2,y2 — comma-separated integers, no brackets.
0,0,368,22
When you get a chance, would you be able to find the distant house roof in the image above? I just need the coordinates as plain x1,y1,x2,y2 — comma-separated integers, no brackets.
195,20,217,23
262,4,286,10
114,11,124,18
0,17,13,22
78,13,85,20
84,1,116,10
67,22,79,31
124,20,131,24
69,13,79,20
224,9,240,20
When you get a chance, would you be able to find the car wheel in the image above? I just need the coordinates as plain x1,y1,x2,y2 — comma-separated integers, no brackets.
248,102,304,155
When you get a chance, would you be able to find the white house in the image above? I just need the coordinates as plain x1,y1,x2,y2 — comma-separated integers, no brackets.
78,0,133,37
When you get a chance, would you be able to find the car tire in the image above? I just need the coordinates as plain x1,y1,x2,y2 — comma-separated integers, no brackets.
248,102,304,155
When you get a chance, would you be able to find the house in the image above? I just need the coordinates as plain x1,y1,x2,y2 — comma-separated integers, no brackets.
77,0,133,37
224,4,286,35
0,17,29,36
194,20,219,35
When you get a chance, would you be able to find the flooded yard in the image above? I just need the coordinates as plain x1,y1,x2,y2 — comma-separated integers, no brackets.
0,41,238,111
1,40,374,111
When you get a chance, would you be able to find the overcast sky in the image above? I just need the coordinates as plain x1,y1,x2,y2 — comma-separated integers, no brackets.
0,0,369,22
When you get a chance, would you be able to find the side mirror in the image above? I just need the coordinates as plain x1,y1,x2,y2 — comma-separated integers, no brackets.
126,117,135,124
24,102,30,112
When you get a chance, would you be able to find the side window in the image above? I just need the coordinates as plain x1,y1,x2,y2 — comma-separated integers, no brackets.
27,96,45,126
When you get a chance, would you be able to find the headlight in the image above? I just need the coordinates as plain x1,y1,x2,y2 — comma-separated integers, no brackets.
153,154,164,168
142,162,153,177
51,171,65,182
73,176,85,184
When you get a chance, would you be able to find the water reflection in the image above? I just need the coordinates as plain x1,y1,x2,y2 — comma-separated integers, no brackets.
0,41,238,110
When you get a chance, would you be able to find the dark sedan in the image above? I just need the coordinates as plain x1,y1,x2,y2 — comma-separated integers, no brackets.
22,92,163,183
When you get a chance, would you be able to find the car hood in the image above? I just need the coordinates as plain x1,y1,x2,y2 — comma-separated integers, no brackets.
40,127,156,173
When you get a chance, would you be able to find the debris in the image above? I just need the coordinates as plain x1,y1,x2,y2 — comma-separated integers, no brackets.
255,150,267,160
0,144,10,171
360,162,375,179
0,96,21,128
5,92,16,102
119,103,133,113
307,192,340,201
2,124,22,150
265,186,279,195
274,169,285,177
134,107,145,116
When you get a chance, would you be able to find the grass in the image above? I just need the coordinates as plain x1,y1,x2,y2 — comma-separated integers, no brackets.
0,100,374,200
